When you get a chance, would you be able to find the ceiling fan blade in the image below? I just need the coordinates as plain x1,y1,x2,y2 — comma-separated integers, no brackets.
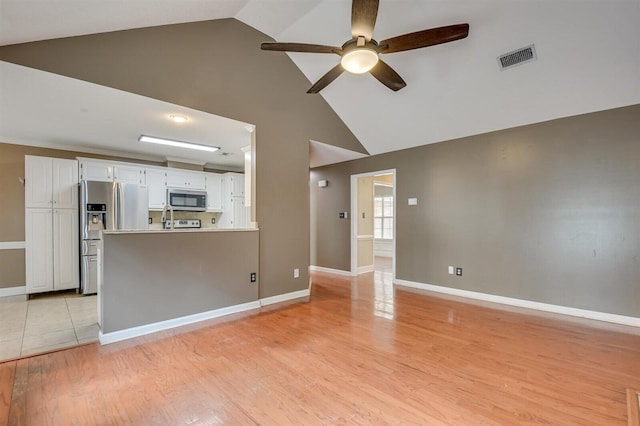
369,59,406,91
351,0,379,41
307,64,345,94
261,42,341,55
379,23,469,54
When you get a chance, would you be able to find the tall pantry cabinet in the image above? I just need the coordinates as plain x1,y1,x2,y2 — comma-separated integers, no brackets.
218,173,250,228
25,156,79,294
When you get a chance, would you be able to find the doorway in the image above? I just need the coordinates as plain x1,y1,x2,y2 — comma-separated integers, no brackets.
350,170,396,278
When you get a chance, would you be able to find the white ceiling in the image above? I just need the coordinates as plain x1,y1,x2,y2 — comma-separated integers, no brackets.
0,61,252,170
1,0,639,164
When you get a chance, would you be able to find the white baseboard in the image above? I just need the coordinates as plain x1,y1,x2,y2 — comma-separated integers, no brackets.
309,265,354,276
0,286,26,297
374,251,392,258
357,265,374,274
260,289,310,307
99,300,261,345
394,279,640,328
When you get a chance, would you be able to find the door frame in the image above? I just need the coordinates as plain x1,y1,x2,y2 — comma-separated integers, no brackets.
350,169,396,277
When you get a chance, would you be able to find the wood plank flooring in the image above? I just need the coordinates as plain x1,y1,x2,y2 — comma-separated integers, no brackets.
1,269,640,425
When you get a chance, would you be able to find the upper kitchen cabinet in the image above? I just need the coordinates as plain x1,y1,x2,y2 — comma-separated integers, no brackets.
166,170,206,190
79,159,144,185
113,164,144,185
146,168,167,210
223,172,244,198
205,172,222,211
79,160,112,182
25,156,78,209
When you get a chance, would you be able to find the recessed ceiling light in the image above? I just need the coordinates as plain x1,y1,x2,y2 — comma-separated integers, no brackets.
169,114,188,123
138,135,219,152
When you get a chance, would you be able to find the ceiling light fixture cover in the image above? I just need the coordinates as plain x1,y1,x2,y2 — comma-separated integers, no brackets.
341,48,379,74
138,135,219,152
169,114,188,123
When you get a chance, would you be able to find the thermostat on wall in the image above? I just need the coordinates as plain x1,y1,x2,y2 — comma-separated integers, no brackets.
408,197,418,206
318,180,328,187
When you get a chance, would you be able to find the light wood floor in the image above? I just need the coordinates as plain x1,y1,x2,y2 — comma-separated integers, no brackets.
1,270,640,425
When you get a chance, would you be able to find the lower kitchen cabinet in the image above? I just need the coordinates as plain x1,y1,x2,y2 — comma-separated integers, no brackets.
25,208,79,294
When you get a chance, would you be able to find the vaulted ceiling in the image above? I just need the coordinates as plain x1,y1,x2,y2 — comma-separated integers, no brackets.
1,0,639,164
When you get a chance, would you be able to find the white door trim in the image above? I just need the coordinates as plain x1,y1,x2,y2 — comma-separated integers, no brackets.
350,169,396,278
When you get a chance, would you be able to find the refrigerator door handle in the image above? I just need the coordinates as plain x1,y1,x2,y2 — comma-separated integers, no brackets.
115,182,123,230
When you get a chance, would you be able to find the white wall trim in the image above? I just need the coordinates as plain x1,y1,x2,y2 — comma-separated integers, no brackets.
0,286,26,297
395,279,640,328
309,265,355,276
357,265,374,274
260,289,310,307
357,235,374,240
99,300,261,345
0,241,25,250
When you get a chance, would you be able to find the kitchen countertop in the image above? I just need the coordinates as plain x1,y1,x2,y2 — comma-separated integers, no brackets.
103,227,258,235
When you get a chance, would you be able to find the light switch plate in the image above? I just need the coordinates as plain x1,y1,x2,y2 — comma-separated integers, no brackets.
448,266,454,275
408,198,418,206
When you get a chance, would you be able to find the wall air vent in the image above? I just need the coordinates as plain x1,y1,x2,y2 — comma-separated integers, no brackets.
497,44,537,70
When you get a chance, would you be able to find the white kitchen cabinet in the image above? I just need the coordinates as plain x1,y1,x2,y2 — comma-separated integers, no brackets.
80,160,143,185
219,173,250,228
166,170,206,190
113,165,144,184
79,160,113,182
25,156,78,209
25,208,54,293
218,197,249,228
25,156,53,208
25,208,79,294
53,209,80,290
25,156,79,295
205,172,222,211
146,168,167,210
224,173,245,198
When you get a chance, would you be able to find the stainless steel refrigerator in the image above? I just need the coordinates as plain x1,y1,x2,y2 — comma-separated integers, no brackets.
80,181,149,294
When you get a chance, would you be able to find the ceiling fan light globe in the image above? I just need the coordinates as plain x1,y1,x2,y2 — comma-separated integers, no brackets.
341,48,379,74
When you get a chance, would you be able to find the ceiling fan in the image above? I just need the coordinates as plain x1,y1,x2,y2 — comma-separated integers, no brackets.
261,0,469,94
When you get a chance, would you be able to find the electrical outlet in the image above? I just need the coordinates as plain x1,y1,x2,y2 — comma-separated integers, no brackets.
456,267,463,276
448,266,454,275
250,272,256,283
148,217,152,224
293,268,300,278
211,217,216,224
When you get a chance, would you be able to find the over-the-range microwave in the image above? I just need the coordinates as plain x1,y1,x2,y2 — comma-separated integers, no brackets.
166,188,207,211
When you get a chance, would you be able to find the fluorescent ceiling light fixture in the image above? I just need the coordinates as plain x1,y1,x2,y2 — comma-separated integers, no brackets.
169,114,188,123
138,135,219,152
341,48,379,74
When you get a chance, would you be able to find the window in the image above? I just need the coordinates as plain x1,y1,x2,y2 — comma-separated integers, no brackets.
374,195,393,240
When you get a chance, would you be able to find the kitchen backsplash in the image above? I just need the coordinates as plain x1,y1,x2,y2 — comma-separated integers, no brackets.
148,211,222,230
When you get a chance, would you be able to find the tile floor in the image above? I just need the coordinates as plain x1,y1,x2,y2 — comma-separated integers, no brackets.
0,292,98,361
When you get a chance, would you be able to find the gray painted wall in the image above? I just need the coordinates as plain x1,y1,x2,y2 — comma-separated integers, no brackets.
311,105,640,317
102,230,259,333
0,19,366,298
